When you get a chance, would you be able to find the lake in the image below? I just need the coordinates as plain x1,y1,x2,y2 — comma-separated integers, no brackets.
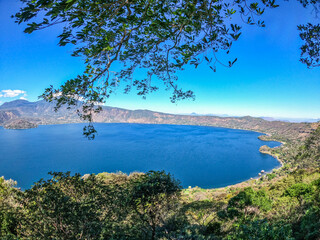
0,123,281,189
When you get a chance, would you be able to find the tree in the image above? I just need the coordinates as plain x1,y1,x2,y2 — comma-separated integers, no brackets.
232,219,294,240
285,182,313,205
0,178,18,239
8,171,181,239
13,0,319,138
297,0,320,67
127,171,182,240
16,172,112,239
222,187,272,220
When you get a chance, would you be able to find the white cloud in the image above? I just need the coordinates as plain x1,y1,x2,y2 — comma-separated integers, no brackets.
0,90,27,98
20,97,27,100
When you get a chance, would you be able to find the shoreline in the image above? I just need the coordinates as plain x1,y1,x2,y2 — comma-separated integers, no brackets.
206,134,285,190
1,122,286,190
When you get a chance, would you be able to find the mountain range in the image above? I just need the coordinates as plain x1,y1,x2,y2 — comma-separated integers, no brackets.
0,100,318,142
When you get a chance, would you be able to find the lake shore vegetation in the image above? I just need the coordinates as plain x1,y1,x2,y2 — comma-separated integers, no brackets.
1,124,319,239
1,0,319,238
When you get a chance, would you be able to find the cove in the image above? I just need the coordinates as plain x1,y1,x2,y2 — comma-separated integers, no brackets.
0,123,281,189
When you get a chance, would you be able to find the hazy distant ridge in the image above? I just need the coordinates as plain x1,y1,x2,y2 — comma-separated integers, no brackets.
0,100,318,142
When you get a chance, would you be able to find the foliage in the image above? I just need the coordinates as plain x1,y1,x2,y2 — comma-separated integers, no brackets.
285,183,313,200
13,0,283,138
17,172,111,239
0,171,182,239
231,219,294,240
4,0,320,238
0,178,18,240
12,0,319,138
1,168,320,239
266,173,276,180
222,187,272,221
294,126,320,169
1,125,320,239
127,171,181,240
299,23,320,68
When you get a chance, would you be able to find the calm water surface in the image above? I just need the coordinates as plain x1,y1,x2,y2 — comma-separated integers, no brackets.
0,123,281,189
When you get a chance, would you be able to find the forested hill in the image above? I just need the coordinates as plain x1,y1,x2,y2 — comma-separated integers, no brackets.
0,99,318,142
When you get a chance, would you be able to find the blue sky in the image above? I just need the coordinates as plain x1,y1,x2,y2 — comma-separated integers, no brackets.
0,0,319,119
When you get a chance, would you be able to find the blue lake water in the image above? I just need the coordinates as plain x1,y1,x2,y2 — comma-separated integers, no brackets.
0,123,281,189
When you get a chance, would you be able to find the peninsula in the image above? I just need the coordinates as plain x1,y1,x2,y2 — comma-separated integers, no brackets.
3,119,38,130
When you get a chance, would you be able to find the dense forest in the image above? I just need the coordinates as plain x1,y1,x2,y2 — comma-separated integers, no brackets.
0,125,319,239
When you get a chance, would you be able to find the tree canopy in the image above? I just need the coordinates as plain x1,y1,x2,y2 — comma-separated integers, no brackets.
13,0,320,138
1,168,320,239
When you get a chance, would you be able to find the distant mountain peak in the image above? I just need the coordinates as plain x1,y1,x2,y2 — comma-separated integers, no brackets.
0,99,32,109
5,99,29,103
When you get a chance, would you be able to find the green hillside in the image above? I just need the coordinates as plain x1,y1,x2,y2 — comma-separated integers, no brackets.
0,126,319,239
